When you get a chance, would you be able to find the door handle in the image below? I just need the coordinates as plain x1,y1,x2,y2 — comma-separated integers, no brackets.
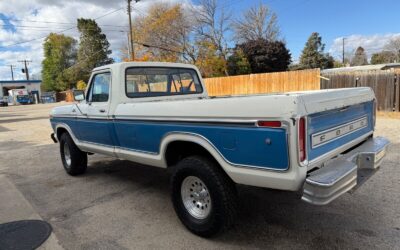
99,109,106,113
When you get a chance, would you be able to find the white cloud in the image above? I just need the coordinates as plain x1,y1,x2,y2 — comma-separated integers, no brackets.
329,33,400,60
0,0,194,80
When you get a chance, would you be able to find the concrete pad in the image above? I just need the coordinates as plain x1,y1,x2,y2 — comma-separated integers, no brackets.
0,175,64,250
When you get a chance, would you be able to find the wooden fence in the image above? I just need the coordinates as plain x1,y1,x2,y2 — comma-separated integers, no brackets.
321,71,400,111
56,90,74,102
203,69,320,96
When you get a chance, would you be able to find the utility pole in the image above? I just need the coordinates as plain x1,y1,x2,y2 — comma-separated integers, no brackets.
127,32,131,57
8,65,16,80
18,59,32,80
342,37,346,65
127,0,140,61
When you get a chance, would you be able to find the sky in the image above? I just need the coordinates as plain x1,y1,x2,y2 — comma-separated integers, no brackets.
0,0,399,80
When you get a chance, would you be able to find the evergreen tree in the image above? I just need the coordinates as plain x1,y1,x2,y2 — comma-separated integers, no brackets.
75,18,113,82
41,33,77,91
227,48,251,75
351,46,368,66
299,32,334,69
239,39,291,73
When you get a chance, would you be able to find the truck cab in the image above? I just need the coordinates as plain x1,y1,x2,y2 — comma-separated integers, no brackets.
50,62,389,237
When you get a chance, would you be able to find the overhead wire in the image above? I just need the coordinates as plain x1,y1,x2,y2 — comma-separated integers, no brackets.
0,16,127,28
0,7,124,49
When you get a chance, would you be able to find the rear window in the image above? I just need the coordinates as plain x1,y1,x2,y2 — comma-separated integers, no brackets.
125,67,203,98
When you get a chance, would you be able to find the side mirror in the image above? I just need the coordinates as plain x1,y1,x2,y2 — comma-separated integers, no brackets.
73,90,85,102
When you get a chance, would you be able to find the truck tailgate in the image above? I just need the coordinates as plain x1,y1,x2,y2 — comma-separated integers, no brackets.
297,87,375,164
307,101,374,162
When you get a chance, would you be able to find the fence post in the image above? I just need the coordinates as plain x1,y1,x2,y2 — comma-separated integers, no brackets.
395,74,399,112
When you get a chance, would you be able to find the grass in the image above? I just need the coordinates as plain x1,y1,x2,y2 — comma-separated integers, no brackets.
377,111,400,119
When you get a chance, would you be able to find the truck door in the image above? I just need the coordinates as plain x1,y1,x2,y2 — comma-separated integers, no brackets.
75,71,114,148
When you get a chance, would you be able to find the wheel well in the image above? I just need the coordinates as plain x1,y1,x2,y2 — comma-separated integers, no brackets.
56,127,68,141
165,141,218,167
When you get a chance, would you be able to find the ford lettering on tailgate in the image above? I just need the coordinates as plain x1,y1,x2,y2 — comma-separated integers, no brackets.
311,116,368,148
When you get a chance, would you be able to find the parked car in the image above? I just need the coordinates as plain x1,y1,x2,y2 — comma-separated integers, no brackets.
0,97,8,107
49,62,390,237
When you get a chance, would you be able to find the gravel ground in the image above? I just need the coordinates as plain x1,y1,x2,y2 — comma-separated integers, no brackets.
0,103,399,249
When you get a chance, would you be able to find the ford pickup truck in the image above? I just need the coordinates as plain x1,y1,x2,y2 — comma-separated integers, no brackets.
50,62,390,237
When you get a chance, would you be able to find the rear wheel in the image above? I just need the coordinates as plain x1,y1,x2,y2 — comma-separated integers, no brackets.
171,156,238,237
59,133,87,176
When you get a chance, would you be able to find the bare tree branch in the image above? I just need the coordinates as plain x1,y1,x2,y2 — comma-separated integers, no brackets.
233,3,280,42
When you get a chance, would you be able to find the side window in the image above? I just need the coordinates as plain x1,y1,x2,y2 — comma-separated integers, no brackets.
125,67,203,98
88,72,111,102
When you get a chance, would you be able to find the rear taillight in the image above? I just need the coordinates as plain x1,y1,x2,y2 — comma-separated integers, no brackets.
298,117,306,162
373,99,377,128
257,120,282,128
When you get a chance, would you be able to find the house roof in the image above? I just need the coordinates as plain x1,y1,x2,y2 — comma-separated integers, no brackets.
322,63,400,73
0,80,41,84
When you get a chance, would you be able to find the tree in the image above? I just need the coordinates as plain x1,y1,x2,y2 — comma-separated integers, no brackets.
351,46,368,66
195,41,227,77
128,3,196,63
227,48,251,75
333,60,345,68
76,80,87,90
195,0,231,75
75,18,113,82
127,1,232,77
384,37,400,62
370,51,397,64
239,38,291,73
299,32,334,69
41,33,77,91
233,3,279,42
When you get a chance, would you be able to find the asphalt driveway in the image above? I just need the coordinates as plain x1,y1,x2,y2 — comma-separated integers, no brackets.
0,103,399,249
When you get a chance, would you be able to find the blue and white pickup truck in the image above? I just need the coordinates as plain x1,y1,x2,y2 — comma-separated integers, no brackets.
50,62,389,237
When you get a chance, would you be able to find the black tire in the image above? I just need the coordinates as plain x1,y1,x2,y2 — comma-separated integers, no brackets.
171,156,238,237
59,132,87,176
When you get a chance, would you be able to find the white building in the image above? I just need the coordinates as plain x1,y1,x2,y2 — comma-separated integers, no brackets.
0,80,41,101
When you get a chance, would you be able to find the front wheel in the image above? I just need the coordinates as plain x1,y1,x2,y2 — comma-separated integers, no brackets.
59,133,87,176
171,156,238,237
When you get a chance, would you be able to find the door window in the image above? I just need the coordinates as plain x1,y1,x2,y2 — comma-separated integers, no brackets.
88,72,111,102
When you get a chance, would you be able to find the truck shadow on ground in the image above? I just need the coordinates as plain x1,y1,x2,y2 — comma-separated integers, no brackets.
4,142,394,249
81,155,384,249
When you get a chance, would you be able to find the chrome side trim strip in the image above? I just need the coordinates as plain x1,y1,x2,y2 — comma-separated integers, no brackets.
115,146,158,155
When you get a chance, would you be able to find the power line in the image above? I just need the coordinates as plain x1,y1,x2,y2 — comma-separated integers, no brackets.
0,25,127,33
137,41,184,55
0,7,124,49
0,27,74,49
0,16,127,28
92,7,124,20
1,28,127,33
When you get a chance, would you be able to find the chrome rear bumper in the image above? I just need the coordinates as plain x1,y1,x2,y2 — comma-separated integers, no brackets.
302,136,390,205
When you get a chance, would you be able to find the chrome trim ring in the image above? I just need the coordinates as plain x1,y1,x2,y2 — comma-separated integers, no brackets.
63,142,71,166
181,176,211,219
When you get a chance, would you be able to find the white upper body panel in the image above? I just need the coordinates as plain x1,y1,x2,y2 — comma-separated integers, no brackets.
51,62,375,121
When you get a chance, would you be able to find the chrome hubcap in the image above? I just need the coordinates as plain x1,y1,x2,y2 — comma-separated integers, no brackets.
181,176,211,219
63,142,71,166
